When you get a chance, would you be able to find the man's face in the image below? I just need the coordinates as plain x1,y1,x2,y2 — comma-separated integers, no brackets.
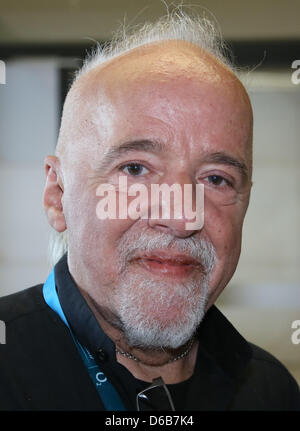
54,42,252,348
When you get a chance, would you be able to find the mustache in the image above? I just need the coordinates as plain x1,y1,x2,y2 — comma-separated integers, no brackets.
117,229,216,275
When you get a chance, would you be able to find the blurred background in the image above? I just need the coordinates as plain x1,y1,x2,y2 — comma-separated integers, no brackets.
0,0,299,385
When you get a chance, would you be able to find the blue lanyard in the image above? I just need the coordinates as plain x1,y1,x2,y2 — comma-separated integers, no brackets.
43,269,126,411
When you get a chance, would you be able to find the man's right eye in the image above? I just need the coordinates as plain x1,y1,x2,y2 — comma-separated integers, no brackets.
119,163,149,177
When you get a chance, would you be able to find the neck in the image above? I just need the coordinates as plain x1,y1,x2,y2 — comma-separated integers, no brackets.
115,338,199,384
81,288,199,384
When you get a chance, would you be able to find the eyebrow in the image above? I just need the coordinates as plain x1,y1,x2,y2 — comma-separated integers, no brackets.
202,151,249,184
98,140,163,171
96,141,249,183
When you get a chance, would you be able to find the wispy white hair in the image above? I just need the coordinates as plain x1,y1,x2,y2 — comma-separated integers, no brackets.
48,230,68,269
49,6,235,267
76,6,234,82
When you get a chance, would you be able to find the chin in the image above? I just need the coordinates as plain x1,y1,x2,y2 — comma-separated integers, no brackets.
123,312,205,350
116,274,210,349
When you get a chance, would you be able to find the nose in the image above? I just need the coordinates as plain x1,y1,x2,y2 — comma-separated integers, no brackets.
147,172,204,238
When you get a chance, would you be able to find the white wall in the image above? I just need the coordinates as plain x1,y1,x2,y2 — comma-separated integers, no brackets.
0,58,59,294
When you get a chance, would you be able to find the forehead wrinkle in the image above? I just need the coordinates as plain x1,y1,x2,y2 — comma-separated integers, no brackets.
103,139,163,158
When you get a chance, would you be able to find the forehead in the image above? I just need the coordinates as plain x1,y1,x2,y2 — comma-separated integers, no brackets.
84,40,238,100
78,40,246,102
70,41,252,163
96,40,224,82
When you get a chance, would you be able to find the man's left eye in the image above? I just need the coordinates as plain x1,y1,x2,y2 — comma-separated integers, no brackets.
207,175,232,187
120,163,149,176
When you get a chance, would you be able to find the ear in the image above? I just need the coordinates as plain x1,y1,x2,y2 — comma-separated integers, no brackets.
43,155,66,232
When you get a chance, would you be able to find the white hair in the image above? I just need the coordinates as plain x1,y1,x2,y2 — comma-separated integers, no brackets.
49,7,235,267
76,6,235,82
48,230,68,269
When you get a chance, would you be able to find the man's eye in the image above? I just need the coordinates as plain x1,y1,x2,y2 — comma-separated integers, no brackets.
207,175,232,187
120,163,149,176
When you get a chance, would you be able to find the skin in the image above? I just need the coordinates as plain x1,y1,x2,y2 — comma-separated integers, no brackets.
43,40,253,383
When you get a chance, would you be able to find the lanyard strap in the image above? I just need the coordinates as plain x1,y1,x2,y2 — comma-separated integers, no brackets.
43,269,126,411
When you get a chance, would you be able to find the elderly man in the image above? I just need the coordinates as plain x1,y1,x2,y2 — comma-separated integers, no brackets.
0,11,299,411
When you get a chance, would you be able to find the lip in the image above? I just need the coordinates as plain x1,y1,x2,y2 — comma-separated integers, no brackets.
131,251,201,279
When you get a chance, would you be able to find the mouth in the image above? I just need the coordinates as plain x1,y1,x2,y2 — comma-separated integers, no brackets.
131,251,202,279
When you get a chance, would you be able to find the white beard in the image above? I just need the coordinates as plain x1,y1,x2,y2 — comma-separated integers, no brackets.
115,229,216,349
117,274,210,349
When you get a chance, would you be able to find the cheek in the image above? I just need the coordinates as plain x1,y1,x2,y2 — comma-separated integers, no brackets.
204,196,244,254
64,183,135,273
204,198,245,296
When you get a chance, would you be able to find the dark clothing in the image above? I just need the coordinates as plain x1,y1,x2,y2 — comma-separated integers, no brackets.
0,254,299,411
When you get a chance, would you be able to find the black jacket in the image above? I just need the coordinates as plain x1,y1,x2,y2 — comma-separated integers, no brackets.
0,282,299,411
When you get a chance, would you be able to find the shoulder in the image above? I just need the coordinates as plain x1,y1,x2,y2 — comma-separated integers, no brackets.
0,284,47,323
235,342,300,410
250,342,290,367
0,284,67,346
0,285,100,410
249,342,297,382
